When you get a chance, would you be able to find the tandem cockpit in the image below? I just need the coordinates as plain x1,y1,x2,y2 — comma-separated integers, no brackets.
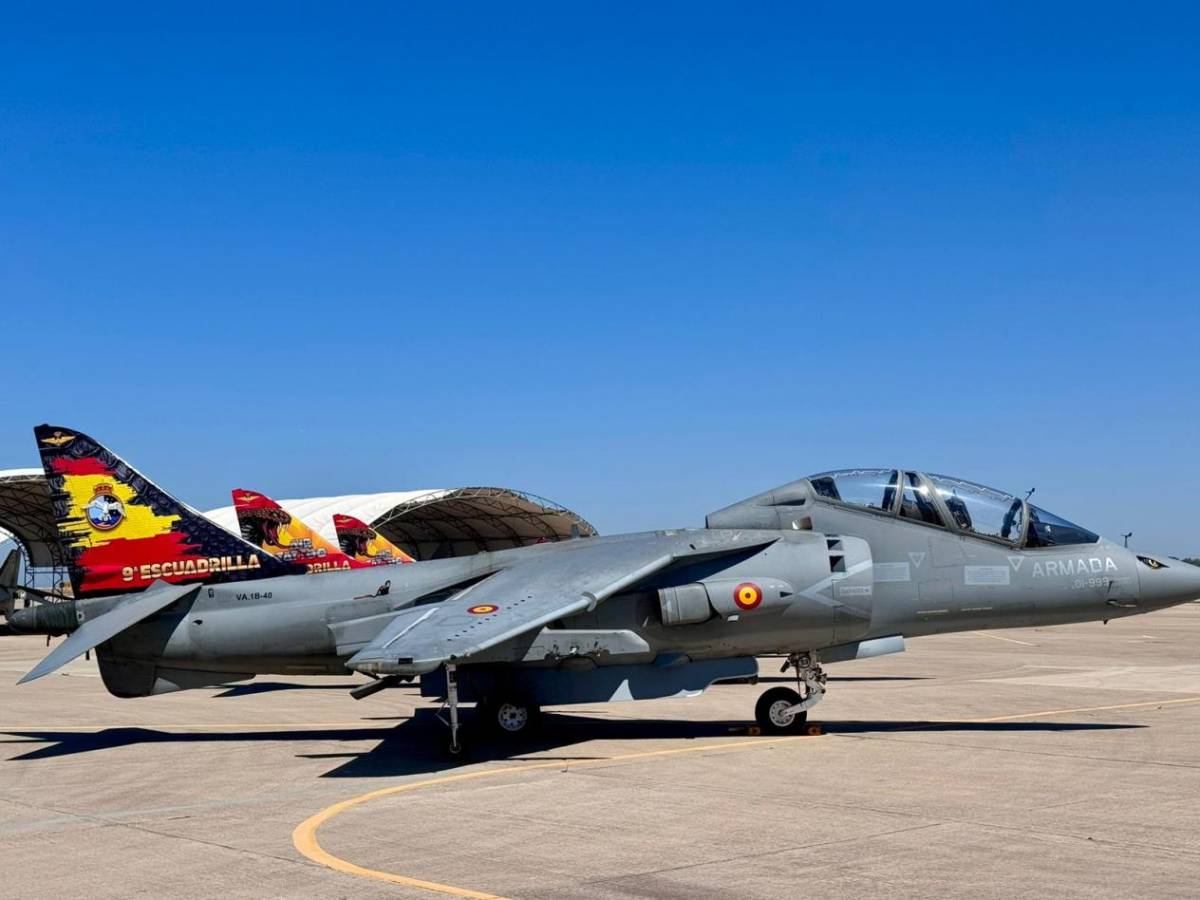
805,469,1100,549
706,466,1200,616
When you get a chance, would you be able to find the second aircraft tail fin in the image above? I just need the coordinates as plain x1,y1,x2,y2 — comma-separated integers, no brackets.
232,489,358,573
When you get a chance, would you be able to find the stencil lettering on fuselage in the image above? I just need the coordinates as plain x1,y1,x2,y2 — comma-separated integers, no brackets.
1031,557,1118,578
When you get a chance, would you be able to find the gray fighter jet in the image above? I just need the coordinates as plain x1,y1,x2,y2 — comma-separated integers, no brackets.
11,429,1200,755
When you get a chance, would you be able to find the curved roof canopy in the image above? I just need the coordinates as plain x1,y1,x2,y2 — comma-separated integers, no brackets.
0,469,68,567
0,470,597,566
207,487,596,560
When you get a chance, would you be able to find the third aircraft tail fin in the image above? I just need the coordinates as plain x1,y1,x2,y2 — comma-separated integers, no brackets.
333,513,415,565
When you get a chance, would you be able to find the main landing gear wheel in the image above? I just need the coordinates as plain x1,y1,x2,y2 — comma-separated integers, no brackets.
755,687,809,734
478,697,542,738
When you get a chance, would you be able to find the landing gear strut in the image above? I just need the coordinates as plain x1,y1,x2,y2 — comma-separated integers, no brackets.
438,668,545,754
754,652,826,734
440,662,465,757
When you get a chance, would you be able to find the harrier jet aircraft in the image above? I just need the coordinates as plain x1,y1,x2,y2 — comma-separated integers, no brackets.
11,429,1200,756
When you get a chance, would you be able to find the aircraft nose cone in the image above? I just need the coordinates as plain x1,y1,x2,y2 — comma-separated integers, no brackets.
1138,557,1200,610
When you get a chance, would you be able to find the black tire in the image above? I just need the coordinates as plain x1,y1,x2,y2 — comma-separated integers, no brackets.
755,687,808,734
478,696,542,738
445,736,468,758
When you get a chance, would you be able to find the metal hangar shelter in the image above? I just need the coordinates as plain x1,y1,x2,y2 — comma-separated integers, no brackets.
0,469,68,571
0,470,598,583
205,487,597,560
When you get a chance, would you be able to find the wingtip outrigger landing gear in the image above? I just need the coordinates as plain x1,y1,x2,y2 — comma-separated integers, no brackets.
440,662,466,757
754,652,826,734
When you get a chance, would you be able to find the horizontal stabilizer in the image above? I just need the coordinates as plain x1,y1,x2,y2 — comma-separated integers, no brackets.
18,580,199,685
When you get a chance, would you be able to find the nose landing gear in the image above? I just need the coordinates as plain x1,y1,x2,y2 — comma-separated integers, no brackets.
754,652,826,734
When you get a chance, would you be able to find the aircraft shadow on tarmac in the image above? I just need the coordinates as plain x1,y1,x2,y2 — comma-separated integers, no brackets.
0,708,1143,779
212,682,358,697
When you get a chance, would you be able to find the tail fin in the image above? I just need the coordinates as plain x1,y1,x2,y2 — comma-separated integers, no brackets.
232,489,358,573
333,513,415,565
34,425,302,598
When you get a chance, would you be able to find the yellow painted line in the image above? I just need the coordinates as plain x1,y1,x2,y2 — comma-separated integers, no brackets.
971,631,1035,646
292,695,1200,897
967,695,1200,723
293,734,815,898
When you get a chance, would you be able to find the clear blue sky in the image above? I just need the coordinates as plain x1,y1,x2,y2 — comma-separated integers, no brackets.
2,4,1197,554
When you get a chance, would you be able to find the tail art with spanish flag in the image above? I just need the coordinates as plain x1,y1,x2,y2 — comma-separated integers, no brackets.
333,513,414,565
34,424,303,599
231,489,364,573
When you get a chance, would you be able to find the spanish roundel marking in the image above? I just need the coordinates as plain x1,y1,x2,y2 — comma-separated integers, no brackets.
733,582,763,610
468,604,499,615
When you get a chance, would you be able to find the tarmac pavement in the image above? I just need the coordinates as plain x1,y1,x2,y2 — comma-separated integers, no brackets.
3,604,1200,898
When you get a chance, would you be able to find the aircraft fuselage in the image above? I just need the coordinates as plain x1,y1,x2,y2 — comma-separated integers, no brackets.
71,519,1189,699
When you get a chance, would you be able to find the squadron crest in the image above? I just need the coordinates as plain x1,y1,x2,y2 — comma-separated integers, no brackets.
85,483,125,531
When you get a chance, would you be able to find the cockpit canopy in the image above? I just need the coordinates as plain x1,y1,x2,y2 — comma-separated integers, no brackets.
807,469,1098,548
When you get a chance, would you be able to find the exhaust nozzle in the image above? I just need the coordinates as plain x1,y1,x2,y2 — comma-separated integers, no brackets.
8,601,78,636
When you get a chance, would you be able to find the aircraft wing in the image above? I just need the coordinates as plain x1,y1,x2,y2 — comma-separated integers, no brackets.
347,531,773,677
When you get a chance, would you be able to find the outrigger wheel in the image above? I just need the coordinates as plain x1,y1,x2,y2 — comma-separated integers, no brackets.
755,687,809,734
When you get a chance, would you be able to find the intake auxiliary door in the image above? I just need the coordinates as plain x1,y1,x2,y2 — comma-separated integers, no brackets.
825,535,874,644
